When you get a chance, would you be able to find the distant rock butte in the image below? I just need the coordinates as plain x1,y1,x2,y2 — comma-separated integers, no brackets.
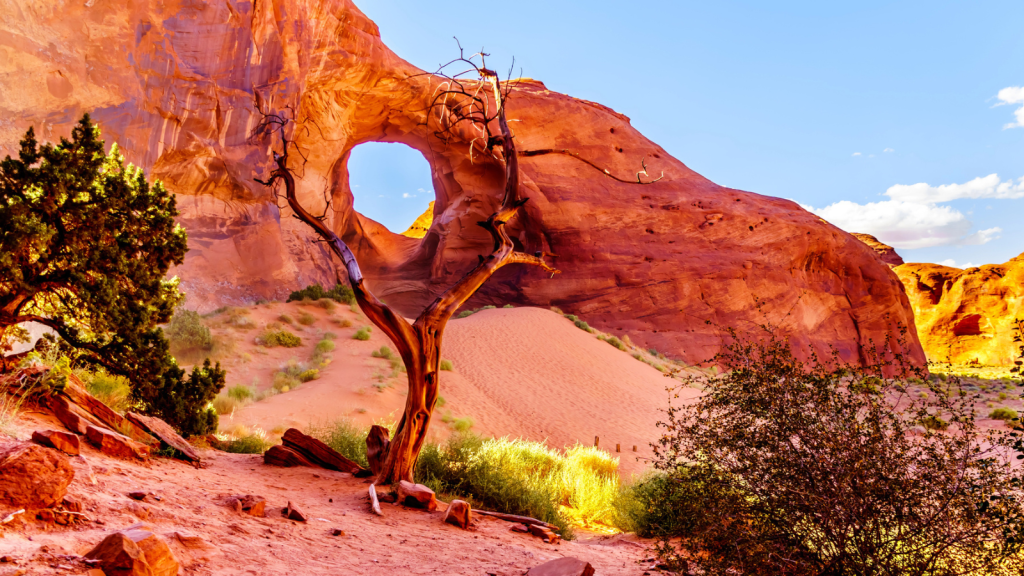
851,234,904,267
895,254,1024,365
0,0,923,366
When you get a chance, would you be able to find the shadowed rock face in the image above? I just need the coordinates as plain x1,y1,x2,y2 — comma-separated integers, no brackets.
852,234,904,267
0,0,924,366
895,255,1024,365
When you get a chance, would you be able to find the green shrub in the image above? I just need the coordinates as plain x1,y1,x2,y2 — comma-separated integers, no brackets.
452,416,473,432
306,420,370,468
259,330,302,348
353,327,372,341
227,384,254,402
920,414,949,430
298,369,320,383
612,469,711,538
990,407,1018,422
574,319,592,333
298,311,316,326
315,340,336,355
272,371,300,392
598,335,627,351
166,310,213,352
439,359,454,371
85,371,132,414
134,359,226,437
317,298,336,311
456,310,476,319
278,314,294,324
436,396,447,408
225,434,269,454
502,304,514,308
287,283,355,305
371,346,394,359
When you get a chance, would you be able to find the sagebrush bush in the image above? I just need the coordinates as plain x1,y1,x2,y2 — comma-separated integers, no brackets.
227,384,254,402
439,359,454,371
315,340,336,355
333,317,353,328
259,329,302,348
371,346,394,359
287,283,355,304
990,407,1018,422
279,314,294,324
317,298,336,311
272,371,300,392
599,335,627,351
297,311,316,326
85,371,132,413
353,327,372,341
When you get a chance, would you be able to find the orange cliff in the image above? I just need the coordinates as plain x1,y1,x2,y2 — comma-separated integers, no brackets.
0,0,924,367
895,254,1024,366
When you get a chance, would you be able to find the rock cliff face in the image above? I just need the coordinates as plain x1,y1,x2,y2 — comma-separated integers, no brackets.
851,234,904,267
895,255,1024,365
0,0,924,365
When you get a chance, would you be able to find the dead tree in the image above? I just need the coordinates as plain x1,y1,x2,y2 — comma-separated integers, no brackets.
255,48,661,485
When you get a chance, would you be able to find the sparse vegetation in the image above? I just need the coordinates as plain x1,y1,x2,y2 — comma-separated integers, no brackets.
287,283,355,305
225,433,270,454
439,359,454,371
84,371,132,413
315,340,336,355
353,327,372,341
598,334,627,351
451,416,473,432
297,311,316,326
317,298,336,311
166,310,213,356
278,314,294,325
371,346,394,359
307,419,370,468
990,407,1018,422
259,329,302,348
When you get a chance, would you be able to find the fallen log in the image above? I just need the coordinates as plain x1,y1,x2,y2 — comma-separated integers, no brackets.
368,483,383,517
474,510,558,531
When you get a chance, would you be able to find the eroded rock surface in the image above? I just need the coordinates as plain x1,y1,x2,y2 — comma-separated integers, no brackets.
852,233,904,267
0,442,74,508
0,0,923,365
895,253,1024,365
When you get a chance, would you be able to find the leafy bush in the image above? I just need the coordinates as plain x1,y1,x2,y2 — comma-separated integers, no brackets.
315,340,336,355
133,359,226,437
166,310,213,357
990,407,1018,422
452,416,473,431
439,359,454,371
225,434,269,454
85,371,132,414
574,319,592,333
297,311,316,326
612,471,699,537
646,325,1024,575
353,327,372,341
287,283,355,305
371,346,394,359
598,335,627,351
259,329,302,348
298,369,319,382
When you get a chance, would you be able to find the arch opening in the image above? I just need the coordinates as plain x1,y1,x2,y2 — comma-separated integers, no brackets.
346,142,435,237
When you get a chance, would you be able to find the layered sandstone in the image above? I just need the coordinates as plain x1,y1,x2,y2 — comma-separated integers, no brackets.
851,234,904,267
0,0,923,365
895,255,1024,365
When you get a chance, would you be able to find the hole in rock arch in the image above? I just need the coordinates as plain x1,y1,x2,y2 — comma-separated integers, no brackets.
347,142,435,237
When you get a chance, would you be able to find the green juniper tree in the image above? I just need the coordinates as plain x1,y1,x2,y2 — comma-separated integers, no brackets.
0,115,224,435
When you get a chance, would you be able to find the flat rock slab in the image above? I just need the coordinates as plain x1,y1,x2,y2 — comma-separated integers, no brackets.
31,429,81,455
526,557,595,576
0,441,74,508
85,426,150,461
126,412,200,463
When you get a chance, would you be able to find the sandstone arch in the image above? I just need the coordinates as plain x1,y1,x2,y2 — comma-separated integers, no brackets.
0,0,925,366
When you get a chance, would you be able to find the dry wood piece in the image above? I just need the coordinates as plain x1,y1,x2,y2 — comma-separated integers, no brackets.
125,412,200,463
280,428,365,474
443,499,471,529
528,523,561,544
474,509,558,531
263,444,315,468
365,425,390,477
368,483,383,517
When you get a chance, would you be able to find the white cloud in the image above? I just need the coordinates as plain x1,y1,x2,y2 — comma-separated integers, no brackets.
883,148,894,153
885,174,1024,203
402,192,415,198
996,86,1024,129
852,152,862,157
810,200,998,249
939,259,978,269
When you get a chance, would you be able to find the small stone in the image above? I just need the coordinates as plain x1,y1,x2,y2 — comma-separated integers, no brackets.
229,495,266,517
0,555,12,562
61,495,83,512
31,430,81,456
396,481,437,511
443,499,471,529
37,509,55,522
526,557,594,576
283,501,307,522
128,491,147,501
0,442,75,508
331,528,345,536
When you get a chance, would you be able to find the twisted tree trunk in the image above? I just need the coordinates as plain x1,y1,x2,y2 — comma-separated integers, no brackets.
258,73,556,485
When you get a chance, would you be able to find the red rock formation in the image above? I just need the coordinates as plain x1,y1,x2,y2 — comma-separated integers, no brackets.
0,0,923,366
852,234,904,267
895,254,1024,365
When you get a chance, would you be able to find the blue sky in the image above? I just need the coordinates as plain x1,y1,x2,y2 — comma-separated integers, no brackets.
348,0,1024,267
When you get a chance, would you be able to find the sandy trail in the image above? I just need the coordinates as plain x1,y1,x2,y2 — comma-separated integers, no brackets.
0,412,649,575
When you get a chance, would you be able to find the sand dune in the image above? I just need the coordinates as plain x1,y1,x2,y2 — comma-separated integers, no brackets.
228,304,699,476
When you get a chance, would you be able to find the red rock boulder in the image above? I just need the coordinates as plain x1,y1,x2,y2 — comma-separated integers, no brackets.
85,529,179,576
85,426,150,461
526,557,595,576
31,429,81,455
396,481,437,512
443,499,471,529
0,442,75,508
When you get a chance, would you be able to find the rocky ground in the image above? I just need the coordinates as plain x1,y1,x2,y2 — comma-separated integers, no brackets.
0,411,652,576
